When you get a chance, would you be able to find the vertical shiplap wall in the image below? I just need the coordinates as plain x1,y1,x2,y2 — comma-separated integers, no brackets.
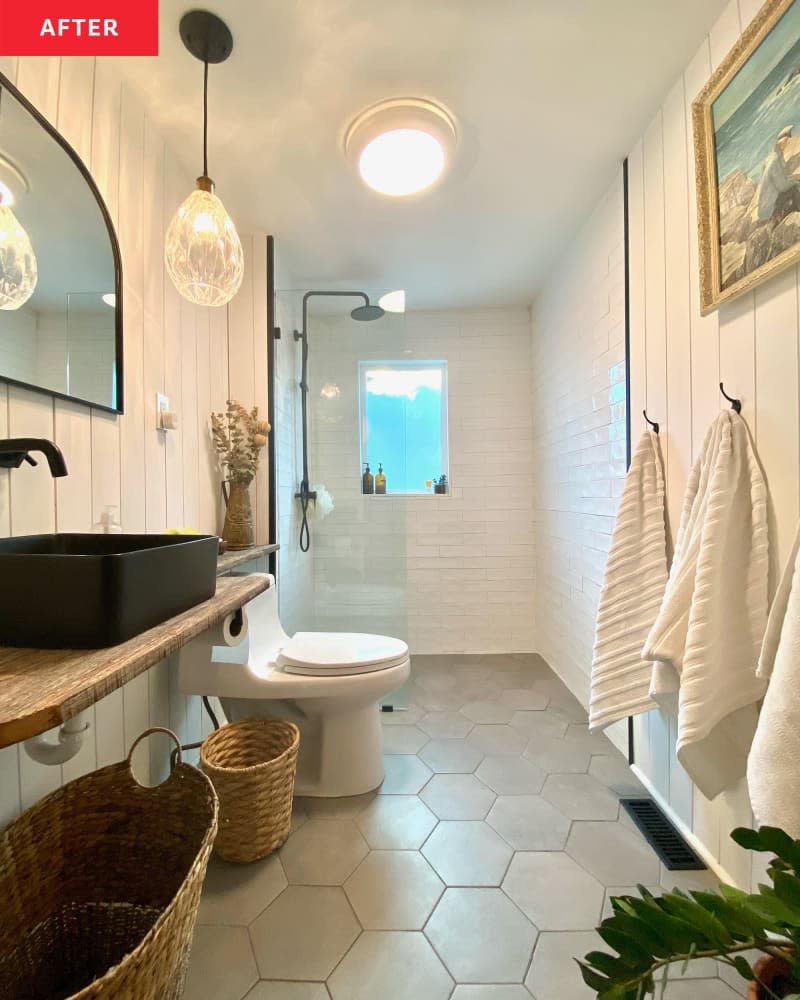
530,175,627,751
0,55,268,828
627,0,795,890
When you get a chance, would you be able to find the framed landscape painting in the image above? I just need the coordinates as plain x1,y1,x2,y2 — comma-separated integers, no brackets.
694,0,800,313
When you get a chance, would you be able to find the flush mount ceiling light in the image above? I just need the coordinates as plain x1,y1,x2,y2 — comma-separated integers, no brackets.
102,293,116,307
345,98,456,197
378,289,405,313
164,9,244,308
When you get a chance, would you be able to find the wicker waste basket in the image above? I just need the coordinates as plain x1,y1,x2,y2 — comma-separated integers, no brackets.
201,718,300,863
0,727,218,1000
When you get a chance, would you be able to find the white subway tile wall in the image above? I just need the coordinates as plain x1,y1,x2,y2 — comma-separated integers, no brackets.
278,306,537,653
274,292,314,635
0,53,267,829
530,173,627,755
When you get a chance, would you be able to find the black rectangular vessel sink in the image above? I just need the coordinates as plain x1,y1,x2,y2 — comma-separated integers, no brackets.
0,533,219,648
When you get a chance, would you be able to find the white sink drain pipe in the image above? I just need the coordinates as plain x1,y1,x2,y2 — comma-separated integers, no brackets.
24,711,91,765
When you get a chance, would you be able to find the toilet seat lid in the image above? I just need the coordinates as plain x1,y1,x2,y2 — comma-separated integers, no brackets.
278,632,409,674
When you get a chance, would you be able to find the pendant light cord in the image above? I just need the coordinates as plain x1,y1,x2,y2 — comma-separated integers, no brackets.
202,59,209,177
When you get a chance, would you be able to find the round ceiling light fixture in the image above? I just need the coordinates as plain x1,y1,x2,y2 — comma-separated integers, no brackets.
345,98,456,197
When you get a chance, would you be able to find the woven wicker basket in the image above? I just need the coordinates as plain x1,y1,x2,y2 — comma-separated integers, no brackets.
201,718,300,863
0,727,218,1000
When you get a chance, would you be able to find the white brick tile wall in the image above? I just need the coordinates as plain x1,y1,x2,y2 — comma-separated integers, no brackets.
530,169,626,711
277,305,536,653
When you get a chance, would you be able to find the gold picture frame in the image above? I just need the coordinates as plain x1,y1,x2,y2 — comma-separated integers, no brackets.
694,0,800,313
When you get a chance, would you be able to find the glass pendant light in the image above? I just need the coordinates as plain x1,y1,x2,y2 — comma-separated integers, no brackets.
165,10,243,308
0,197,37,310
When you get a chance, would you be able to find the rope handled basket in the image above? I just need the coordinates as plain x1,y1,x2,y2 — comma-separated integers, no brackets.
201,718,300,863
0,727,218,1000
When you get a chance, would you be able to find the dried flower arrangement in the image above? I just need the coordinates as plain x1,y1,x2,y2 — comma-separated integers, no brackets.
210,400,270,484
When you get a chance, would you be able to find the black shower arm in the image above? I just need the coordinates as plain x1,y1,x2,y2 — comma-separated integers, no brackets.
293,290,370,342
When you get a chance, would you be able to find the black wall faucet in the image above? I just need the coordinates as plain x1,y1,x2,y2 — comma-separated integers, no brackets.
0,438,68,477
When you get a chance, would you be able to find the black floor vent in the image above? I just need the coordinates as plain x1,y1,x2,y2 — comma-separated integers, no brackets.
620,798,706,871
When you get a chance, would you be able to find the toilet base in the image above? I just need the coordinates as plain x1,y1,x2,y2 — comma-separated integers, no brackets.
221,695,386,797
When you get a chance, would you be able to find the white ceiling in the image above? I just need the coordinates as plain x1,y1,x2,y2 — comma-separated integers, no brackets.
115,0,729,309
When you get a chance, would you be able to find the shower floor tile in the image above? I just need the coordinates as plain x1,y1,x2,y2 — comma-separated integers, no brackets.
185,653,741,1000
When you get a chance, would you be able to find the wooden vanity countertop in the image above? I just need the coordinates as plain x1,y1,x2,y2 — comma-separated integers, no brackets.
0,574,269,749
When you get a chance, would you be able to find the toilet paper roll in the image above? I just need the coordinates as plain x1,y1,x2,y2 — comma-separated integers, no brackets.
205,607,249,648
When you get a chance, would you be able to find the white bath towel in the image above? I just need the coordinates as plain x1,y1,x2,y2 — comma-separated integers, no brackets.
643,410,769,799
748,523,800,836
589,431,668,731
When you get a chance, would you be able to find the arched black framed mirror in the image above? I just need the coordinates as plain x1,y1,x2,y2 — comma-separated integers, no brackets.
0,71,123,413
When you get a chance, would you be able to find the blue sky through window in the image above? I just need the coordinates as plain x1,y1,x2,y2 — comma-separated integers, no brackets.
360,362,448,494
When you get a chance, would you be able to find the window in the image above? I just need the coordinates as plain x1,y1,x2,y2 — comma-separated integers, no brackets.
359,360,449,495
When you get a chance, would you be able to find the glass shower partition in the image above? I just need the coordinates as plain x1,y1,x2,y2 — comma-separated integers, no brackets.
273,289,410,705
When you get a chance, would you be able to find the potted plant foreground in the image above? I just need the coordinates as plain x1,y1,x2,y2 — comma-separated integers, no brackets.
579,826,800,999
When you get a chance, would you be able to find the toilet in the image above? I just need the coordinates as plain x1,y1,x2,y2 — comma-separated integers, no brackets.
178,574,410,797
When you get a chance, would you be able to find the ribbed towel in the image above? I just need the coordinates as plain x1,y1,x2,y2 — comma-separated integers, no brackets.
589,430,668,731
643,410,769,800
748,523,800,836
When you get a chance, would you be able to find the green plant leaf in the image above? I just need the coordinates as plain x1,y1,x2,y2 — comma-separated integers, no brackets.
602,912,674,958
731,955,755,981
577,958,612,992
733,826,800,870
658,892,733,947
586,949,642,980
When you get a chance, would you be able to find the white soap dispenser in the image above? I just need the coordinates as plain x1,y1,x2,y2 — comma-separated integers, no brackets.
92,505,122,534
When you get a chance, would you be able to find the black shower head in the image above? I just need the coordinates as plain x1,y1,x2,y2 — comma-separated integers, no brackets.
351,302,385,321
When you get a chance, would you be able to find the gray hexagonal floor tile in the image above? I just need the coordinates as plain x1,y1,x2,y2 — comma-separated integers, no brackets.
422,820,513,886
564,723,615,754
279,818,368,885
198,853,287,926
566,821,660,886
486,795,571,850
344,850,444,929
296,792,376,820
525,930,602,999
381,725,429,754
588,753,645,796
467,725,527,755
426,888,537,983
420,773,496,819
476,755,546,795
510,710,569,741
523,732,591,773
380,754,433,794
184,924,258,1000
244,984,330,1000
328,931,453,1000
249,885,359,981
419,738,484,773
500,688,550,711
451,988,533,1000
541,773,620,820
419,710,475,739
461,699,516,724
503,852,604,930
355,793,437,849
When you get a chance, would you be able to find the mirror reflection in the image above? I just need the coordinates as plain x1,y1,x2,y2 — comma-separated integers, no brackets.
0,77,121,412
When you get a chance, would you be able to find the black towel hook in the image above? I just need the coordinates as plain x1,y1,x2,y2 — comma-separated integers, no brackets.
719,382,742,413
643,410,659,434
